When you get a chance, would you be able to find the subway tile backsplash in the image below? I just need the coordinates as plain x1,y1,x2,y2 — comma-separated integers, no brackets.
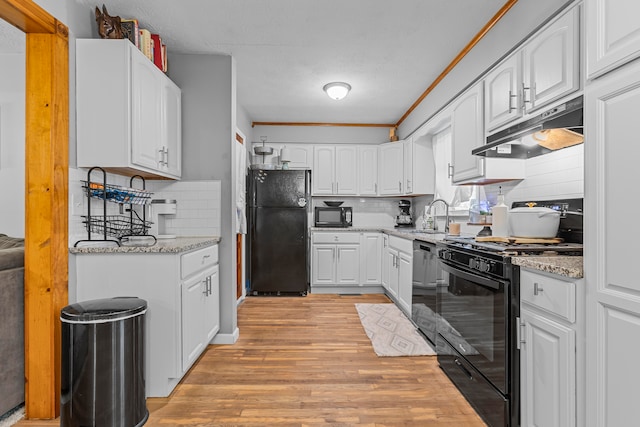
68,168,221,245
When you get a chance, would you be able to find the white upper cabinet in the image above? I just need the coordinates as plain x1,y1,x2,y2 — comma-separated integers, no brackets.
312,146,335,194
485,54,522,131
484,4,580,132
451,82,485,183
160,78,182,177
312,145,356,195
522,5,580,113
404,136,435,196
357,145,378,195
587,0,640,79
77,39,182,179
250,143,313,169
335,146,358,194
378,142,405,195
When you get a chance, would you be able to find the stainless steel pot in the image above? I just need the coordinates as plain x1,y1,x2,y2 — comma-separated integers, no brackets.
508,206,561,238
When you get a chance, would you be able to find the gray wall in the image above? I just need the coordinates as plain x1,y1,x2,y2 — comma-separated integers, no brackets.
0,54,25,237
251,124,389,145
167,53,238,338
398,0,577,139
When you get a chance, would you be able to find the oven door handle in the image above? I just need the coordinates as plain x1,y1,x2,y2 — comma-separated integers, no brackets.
440,261,505,291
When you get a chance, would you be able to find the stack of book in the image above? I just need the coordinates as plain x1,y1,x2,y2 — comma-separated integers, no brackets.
120,18,168,72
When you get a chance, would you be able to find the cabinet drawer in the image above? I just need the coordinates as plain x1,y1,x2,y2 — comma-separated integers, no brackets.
520,270,576,323
313,232,360,244
388,234,413,254
181,245,218,279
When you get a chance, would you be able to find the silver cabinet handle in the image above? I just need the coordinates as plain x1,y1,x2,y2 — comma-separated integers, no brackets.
447,163,454,178
522,82,531,107
508,90,517,112
398,181,402,192
533,282,543,295
336,182,339,193
374,183,377,193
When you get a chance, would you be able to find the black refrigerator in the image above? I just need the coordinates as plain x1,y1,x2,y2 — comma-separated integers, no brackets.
247,169,310,295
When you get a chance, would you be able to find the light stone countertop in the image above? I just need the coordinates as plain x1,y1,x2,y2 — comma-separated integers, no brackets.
310,226,447,244
311,227,583,278
512,256,583,279
69,236,220,254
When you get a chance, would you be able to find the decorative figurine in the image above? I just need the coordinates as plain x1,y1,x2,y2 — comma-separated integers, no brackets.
95,4,123,39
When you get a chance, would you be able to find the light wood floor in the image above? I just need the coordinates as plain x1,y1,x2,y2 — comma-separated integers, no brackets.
16,293,485,426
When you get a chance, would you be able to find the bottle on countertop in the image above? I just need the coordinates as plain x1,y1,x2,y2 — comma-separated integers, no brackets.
492,186,509,237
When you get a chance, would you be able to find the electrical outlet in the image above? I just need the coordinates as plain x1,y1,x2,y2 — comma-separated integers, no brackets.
71,194,84,216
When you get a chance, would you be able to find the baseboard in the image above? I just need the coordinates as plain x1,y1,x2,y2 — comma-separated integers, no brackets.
211,327,239,345
310,285,385,294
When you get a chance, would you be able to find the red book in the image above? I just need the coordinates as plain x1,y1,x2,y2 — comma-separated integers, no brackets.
151,34,163,71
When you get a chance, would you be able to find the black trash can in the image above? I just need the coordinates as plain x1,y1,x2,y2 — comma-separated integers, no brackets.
60,297,148,427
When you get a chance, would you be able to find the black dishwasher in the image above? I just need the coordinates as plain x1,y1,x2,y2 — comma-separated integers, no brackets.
411,240,444,346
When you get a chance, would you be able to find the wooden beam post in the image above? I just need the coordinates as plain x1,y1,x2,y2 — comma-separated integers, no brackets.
24,22,69,420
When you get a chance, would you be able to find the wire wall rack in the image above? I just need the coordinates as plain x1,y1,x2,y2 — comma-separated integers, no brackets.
74,167,157,247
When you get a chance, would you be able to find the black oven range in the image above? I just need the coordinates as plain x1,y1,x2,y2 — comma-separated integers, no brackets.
434,198,583,427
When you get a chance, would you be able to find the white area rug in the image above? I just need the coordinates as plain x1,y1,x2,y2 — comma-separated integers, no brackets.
355,303,436,357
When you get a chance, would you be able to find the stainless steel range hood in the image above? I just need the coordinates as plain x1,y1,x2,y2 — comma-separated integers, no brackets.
473,95,583,159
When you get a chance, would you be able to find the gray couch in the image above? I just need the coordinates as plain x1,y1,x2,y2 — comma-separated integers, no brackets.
0,234,25,417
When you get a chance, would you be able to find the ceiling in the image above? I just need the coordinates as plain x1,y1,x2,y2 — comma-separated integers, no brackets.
1,0,508,124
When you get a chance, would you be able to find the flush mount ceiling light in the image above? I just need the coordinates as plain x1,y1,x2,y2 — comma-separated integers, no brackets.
323,82,351,100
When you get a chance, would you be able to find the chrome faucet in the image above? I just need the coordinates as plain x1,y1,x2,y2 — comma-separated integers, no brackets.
426,198,450,233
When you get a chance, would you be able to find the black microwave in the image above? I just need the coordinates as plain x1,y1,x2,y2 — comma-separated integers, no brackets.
314,207,352,227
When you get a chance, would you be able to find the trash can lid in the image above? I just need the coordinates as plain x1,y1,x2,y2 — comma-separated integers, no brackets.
61,297,147,323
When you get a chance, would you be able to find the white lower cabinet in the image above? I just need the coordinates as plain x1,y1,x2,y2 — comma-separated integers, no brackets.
311,231,382,293
311,232,360,287
181,264,220,373
383,234,413,315
71,243,219,397
519,269,582,427
360,232,382,285
520,308,575,427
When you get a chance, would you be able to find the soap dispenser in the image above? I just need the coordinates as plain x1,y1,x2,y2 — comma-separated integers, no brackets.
492,187,509,237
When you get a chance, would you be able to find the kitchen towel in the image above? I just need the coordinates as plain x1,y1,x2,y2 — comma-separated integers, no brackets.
355,303,436,357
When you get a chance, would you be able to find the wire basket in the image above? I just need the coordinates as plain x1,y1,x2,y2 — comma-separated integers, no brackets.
83,215,152,239
82,181,153,205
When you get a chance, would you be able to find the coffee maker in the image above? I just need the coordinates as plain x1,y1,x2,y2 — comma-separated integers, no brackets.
395,199,414,228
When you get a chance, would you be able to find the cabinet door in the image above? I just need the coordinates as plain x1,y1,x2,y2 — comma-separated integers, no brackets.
521,309,575,427
403,139,414,194
286,144,314,169
181,275,206,372
397,251,413,315
485,54,522,131
335,145,357,195
378,142,404,195
585,59,640,427
522,6,580,112
336,245,360,285
312,244,336,284
312,146,335,195
382,236,391,291
388,248,399,299
204,266,220,343
358,145,378,195
131,49,163,171
451,83,484,183
161,78,182,178
587,0,640,79
360,233,382,285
